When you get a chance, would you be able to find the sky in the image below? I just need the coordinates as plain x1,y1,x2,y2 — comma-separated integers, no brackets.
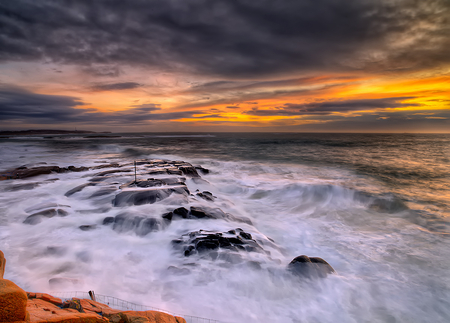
0,0,449,133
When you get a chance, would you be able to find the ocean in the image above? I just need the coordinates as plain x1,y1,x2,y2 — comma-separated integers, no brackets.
0,132,449,322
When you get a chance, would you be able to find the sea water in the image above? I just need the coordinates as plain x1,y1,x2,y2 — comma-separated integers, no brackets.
0,133,449,323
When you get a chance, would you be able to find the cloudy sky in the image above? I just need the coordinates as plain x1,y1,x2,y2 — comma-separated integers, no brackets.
0,0,449,132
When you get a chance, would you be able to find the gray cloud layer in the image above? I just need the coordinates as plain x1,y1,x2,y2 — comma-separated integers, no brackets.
91,82,142,91
244,97,419,116
0,86,201,124
1,0,449,78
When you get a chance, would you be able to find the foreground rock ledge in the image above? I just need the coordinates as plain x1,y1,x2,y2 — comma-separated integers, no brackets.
0,250,186,323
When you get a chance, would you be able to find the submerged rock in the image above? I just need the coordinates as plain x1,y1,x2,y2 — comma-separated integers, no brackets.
23,208,69,225
288,255,336,279
112,186,189,206
103,213,169,236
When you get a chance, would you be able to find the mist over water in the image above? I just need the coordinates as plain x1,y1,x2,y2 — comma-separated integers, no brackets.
0,133,449,323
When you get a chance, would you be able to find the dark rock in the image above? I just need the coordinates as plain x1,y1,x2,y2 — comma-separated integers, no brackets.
91,163,120,170
79,225,97,231
196,191,215,201
166,168,182,175
93,169,131,177
102,217,115,225
89,187,117,198
5,182,40,191
162,205,252,224
65,183,96,197
108,213,167,236
240,231,252,240
178,166,200,177
195,166,210,175
24,209,69,225
172,229,263,258
3,165,89,180
288,255,336,279
112,186,189,206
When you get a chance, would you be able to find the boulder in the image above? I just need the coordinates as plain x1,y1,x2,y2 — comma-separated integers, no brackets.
288,255,336,279
0,279,28,322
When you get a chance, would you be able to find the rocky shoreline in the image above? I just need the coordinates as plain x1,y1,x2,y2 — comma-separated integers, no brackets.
0,159,335,321
0,250,186,323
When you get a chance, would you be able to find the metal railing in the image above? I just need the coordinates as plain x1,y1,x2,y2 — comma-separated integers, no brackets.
50,291,223,323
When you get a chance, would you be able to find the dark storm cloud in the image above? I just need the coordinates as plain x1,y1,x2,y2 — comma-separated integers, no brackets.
0,0,448,78
91,82,142,91
0,86,203,124
244,97,419,116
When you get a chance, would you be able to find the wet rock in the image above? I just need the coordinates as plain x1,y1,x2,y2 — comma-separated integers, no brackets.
24,209,69,225
93,169,132,177
65,183,97,196
178,166,200,177
173,229,264,258
4,182,41,191
89,187,117,198
196,191,215,201
195,166,210,175
2,165,89,180
79,225,97,231
102,217,115,225
112,186,189,207
163,206,252,224
91,163,120,170
288,255,336,279
107,213,168,236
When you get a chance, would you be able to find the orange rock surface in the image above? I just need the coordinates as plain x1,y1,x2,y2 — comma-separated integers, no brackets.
27,298,108,323
0,250,5,279
105,311,186,323
0,279,29,322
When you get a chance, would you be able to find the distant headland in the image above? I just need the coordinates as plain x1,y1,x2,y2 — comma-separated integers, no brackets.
0,129,110,136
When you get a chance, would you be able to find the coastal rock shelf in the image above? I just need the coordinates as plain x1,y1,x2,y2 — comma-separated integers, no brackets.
1,158,335,286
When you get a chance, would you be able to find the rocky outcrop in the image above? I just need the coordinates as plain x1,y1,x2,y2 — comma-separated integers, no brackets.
0,249,187,323
0,251,28,323
172,228,264,257
288,255,336,279
163,206,252,224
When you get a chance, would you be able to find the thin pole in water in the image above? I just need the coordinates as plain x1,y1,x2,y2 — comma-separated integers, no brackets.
134,161,137,183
